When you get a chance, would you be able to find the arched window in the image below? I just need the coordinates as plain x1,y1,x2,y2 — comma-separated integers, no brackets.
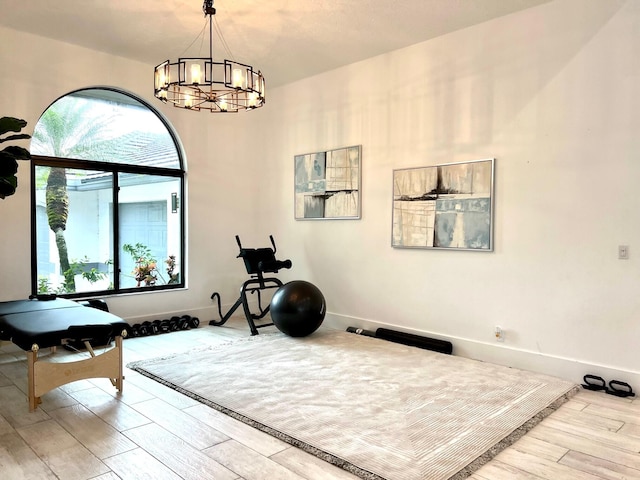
31,88,185,297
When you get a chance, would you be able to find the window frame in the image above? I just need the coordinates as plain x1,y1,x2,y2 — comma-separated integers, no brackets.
30,87,186,299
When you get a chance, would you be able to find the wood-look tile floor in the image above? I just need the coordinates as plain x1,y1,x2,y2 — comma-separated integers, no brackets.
1,318,639,479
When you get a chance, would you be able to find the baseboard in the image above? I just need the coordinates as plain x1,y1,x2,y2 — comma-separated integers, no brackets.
325,312,640,389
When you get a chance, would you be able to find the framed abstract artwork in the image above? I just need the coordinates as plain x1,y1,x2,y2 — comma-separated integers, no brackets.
392,158,494,251
295,145,361,220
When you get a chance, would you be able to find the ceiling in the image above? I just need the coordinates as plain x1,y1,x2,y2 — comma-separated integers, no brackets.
0,0,549,88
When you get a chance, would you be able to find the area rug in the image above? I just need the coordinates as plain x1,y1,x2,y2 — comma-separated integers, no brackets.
128,329,578,480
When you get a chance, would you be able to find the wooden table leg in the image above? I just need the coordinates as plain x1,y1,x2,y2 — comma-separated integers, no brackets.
27,347,38,411
116,334,123,392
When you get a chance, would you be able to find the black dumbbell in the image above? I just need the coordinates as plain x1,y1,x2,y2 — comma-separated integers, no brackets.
159,319,172,333
169,316,181,331
153,319,169,334
178,315,192,330
130,324,141,337
142,321,159,335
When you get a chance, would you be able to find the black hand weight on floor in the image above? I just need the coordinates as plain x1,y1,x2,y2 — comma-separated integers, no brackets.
158,320,171,333
169,316,181,331
142,321,159,335
607,380,635,398
179,315,192,330
581,375,607,391
152,320,164,334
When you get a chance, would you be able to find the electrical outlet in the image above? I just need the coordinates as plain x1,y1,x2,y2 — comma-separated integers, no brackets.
495,326,504,342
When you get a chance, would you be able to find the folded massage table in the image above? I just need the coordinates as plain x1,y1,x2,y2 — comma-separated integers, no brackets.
0,298,129,411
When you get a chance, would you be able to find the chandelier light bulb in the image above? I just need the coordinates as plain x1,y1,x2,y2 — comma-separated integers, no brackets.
191,64,202,85
232,68,244,88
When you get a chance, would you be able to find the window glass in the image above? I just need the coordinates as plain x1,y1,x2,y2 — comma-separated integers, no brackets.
34,166,114,294
118,174,182,289
32,90,180,169
31,88,184,297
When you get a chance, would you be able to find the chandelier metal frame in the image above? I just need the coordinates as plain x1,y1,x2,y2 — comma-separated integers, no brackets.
153,0,265,113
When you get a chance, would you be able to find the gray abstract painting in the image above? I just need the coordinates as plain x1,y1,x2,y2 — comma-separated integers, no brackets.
392,159,494,250
295,145,361,220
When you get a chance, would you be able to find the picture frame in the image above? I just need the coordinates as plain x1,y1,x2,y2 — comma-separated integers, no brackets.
392,158,494,251
295,145,361,220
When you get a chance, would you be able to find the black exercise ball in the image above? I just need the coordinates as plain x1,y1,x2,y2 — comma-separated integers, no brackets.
270,280,326,337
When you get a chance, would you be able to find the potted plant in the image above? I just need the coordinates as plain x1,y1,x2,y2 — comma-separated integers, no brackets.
0,117,31,199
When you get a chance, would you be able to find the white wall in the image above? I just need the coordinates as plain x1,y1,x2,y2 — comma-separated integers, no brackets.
253,0,640,385
0,0,638,386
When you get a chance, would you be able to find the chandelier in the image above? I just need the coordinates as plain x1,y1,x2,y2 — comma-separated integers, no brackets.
153,0,265,113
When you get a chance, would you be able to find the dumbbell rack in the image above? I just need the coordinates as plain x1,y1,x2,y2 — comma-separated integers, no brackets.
130,314,200,337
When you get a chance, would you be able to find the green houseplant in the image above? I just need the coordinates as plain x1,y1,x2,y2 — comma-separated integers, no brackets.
0,116,31,199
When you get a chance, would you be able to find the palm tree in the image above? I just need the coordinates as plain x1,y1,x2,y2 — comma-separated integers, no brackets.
45,167,73,289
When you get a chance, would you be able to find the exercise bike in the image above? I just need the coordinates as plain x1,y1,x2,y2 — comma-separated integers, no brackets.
209,235,292,335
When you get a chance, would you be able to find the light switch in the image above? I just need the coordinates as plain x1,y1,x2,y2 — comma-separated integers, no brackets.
618,245,629,260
